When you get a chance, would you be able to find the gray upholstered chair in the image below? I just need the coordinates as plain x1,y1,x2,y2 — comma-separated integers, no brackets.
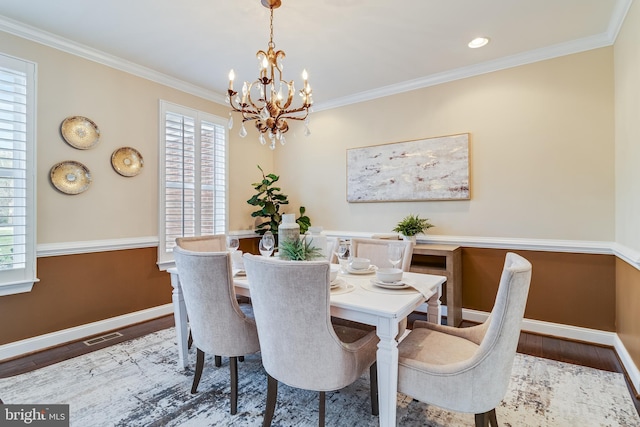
175,234,233,354
397,252,532,427
175,234,227,252
349,237,414,271
242,254,380,427
173,247,260,415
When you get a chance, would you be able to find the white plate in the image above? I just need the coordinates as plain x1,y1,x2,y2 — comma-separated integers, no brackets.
347,265,377,275
370,278,410,289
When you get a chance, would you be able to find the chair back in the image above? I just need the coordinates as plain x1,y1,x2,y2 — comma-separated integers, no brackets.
173,247,259,357
350,238,414,271
243,254,375,391
461,252,532,411
175,234,226,252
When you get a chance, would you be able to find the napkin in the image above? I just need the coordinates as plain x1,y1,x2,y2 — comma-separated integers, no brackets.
405,280,437,299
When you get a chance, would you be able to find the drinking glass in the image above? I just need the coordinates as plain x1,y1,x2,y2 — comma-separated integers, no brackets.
261,231,275,251
335,240,350,273
388,244,404,269
259,236,274,257
226,236,240,252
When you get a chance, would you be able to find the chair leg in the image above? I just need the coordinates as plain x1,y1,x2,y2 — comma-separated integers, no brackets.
262,374,278,427
369,362,379,416
475,409,498,427
187,330,193,349
230,356,238,415
191,348,205,394
215,355,222,367
239,355,245,362
318,391,326,427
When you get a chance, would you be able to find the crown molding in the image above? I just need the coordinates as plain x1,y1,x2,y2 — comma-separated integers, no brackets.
0,15,225,105
2,2,631,113
313,32,614,112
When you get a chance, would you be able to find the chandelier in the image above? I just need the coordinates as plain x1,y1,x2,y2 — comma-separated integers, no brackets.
227,0,313,150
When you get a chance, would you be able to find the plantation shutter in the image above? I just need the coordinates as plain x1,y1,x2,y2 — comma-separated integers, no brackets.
158,101,228,267
0,54,37,295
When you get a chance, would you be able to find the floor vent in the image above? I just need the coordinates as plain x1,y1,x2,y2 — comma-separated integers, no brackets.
83,332,123,346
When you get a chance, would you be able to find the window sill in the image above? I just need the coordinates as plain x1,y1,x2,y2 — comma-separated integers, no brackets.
0,279,40,296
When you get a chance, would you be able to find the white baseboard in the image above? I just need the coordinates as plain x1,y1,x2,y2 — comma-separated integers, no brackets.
614,334,640,396
0,304,173,362
463,308,640,392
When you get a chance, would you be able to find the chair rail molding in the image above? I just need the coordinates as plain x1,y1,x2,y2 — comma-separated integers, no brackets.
37,236,159,257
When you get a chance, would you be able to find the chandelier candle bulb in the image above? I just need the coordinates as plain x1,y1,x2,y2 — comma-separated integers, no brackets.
228,69,235,90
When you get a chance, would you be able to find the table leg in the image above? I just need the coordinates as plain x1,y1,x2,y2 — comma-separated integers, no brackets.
169,272,189,369
426,282,443,324
376,317,399,427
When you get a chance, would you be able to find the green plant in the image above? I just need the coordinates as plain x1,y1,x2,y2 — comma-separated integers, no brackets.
247,165,311,236
278,236,324,261
392,214,434,236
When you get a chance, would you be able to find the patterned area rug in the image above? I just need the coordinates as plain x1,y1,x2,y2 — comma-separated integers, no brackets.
1,327,638,427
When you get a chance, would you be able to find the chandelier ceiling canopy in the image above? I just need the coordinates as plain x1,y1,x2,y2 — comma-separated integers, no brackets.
227,0,312,150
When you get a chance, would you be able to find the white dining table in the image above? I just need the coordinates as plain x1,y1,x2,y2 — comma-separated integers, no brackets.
167,266,446,427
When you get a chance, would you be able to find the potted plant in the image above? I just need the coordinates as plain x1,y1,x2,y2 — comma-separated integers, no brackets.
247,165,311,237
392,214,434,242
278,236,324,261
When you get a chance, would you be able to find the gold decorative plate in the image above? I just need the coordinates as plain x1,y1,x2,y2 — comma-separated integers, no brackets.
60,116,100,149
111,147,143,177
50,161,92,195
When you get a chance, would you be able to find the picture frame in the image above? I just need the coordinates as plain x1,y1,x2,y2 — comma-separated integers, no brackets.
346,133,470,202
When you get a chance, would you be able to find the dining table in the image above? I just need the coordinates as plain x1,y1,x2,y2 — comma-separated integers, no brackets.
167,263,446,427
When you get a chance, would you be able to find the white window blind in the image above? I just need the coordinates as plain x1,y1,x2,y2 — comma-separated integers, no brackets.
158,101,227,268
0,53,37,295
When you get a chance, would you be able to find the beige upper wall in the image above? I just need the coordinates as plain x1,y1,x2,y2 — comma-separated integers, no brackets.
0,28,616,244
615,0,640,254
274,48,615,241
0,31,271,243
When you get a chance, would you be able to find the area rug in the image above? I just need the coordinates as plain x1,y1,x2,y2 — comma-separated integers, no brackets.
1,328,638,426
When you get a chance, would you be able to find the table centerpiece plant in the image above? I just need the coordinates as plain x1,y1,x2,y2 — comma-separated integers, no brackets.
392,214,434,243
278,236,324,261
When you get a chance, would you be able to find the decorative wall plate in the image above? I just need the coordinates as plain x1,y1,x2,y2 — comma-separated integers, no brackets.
60,116,100,149
111,147,143,177
50,161,92,195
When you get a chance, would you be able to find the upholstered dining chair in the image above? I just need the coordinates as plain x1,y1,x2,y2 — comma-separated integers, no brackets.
396,252,532,427
173,246,261,415
242,254,380,427
175,234,227,252
349,238,414,271
176,234,232,354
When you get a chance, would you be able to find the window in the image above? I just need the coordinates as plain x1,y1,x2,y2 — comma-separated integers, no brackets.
0,53,37,296
158,101,227,268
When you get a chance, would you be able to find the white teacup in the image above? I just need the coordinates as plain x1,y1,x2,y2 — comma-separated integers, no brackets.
330,264,340,282
350,257,371,270
376,268,403,283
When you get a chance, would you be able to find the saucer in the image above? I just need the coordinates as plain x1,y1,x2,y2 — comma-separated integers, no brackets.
347,265,377,275
370,278,410,289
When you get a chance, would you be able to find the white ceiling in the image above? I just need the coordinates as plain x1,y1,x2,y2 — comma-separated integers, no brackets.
0,0,631,110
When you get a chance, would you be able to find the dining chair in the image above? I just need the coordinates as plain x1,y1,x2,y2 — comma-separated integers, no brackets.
396,252,532,427
175,234,227,252
326,236,339,263
349,237,414,271
242,254,380,427
173,247,261,415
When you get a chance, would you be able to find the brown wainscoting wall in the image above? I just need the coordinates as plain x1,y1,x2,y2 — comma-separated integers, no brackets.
616,258,640,373
462,248,616,331
0,247,172,346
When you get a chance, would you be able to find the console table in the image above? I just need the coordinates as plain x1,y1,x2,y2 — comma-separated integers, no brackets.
410,244,462,326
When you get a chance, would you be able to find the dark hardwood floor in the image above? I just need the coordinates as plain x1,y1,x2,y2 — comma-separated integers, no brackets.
1,314,638,416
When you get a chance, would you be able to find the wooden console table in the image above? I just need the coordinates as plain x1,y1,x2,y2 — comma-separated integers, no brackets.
410,244,462,326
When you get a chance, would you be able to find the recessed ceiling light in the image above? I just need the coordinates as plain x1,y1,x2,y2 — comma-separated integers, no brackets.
468,37,490,49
